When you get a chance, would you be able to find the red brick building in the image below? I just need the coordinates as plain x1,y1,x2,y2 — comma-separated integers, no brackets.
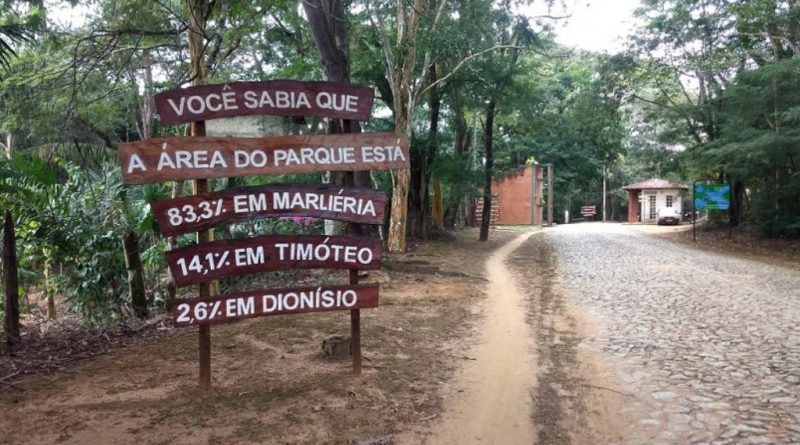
478,164,548,225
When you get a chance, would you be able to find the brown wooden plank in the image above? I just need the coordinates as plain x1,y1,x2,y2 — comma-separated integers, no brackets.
155,80,375,124
171,283,379,328
152,184,387,236
118,133,409,185
166,234,382,287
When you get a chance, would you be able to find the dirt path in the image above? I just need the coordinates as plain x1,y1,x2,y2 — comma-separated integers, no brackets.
426,231,537,444
508,232,629,445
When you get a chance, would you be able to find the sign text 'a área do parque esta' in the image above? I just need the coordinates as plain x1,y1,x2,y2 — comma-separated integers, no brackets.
118,133,409,185
155,80,375,124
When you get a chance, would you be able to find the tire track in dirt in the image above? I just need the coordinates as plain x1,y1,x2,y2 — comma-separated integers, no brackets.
425,231,537,445
508,232,628,445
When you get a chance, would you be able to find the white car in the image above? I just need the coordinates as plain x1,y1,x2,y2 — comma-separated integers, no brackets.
657,207,682,225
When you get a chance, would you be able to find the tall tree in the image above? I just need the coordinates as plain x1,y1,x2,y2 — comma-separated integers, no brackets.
369,0,440,252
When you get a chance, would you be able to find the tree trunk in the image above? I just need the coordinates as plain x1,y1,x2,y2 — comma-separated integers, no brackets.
479,99,496,241
4,210,20,352
44,264,55,319
125,51,154,318
123,229,148,319
132,52,155,141
4,134,12,160
446,91,470,229
388,168,410,252
303,0,366,236
409,150,425,239
729,179,744,227
302,0,349,83
432,177,444,230
410,63,441,239
383,0,425,253
387,84,413,252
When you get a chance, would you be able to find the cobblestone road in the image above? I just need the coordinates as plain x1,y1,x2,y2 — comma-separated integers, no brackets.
547,223,800,444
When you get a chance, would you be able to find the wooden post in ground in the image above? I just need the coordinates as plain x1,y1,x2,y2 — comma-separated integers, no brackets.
350,269,361,375
186,0,213,391
345,170,362,376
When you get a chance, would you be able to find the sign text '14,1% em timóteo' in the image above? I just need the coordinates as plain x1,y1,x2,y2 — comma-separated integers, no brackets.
165,235,383,287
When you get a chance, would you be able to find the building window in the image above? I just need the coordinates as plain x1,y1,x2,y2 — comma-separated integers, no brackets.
666,195,674,207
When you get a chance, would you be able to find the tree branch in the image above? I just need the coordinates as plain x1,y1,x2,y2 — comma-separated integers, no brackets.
419,45,522,97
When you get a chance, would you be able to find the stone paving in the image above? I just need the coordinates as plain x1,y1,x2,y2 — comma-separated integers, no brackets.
546,223,800,444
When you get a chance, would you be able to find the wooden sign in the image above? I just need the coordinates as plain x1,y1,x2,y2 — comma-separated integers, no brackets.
155,80,375,124
153,184,387,236
172,283,379,327
119,133,409,185
166,234,382,287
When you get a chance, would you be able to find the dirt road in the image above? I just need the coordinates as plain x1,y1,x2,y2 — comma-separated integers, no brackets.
426,222,800,444
426,231,537,444
5,223,799,444
423,228,626,445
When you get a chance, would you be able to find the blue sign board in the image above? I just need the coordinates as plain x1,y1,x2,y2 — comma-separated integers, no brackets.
694,183,730,210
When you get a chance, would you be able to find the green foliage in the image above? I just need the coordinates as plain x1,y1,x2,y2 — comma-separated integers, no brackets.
5,0,799,332
629,0,800,236
695,58,800,236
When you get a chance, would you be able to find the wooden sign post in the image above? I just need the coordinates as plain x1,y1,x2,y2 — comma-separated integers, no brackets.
118,133,409,185
152,184,387,236
165,234,383,286
155,80,375,124
171,284,379,327
345,171,362,375
118,79,409,389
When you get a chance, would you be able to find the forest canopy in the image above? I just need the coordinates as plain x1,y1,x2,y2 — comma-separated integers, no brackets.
1,0,799,336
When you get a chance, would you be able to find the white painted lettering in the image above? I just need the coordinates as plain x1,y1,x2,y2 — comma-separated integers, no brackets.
187,95,205,114
175,151,193,168
275,243,289,260
273,192,290,209
243,91,257,109
249,194,267,212
237,297,255,315
258,91,275,108
157,151,177,170
126,154,147,173
221,91,238,110
167,97,186,116
235,150,250,167
246,246,265,265
209,150,226,168
206,93,222,112
233,195,248,213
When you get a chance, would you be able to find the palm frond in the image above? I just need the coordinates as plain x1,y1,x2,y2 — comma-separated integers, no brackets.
0,22,31,71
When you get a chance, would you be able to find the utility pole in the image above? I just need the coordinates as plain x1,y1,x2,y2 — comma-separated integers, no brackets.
547,164,554,226
602,165,607,222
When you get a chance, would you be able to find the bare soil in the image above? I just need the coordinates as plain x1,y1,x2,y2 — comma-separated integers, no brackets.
507,232,629,445
422,231,537,444
629,223,800,271
0,229,514,445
